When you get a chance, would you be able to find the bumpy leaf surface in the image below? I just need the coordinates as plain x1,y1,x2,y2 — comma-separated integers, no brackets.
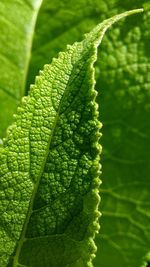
26,1,150,266
0,11,140,267
0,0,42,137
94,3,150,267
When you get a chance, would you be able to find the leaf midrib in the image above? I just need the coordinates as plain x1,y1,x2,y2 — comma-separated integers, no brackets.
12,48,79,267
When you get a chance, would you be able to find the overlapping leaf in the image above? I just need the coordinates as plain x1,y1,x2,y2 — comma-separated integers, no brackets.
0,0,42,137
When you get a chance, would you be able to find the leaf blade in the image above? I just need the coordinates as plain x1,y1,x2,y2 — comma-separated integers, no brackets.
27,1,150,265
24,0,150,267
0,9,143,267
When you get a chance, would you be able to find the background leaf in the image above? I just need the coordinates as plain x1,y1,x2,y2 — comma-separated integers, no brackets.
0,0,42,137
25,1,150,266
94,3,150,267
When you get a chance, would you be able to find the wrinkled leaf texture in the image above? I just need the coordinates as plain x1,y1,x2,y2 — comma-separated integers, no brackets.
26,1,150,267
0,0,149,266
0,10,142,267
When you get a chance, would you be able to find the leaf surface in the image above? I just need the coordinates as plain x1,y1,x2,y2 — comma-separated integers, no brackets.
0,0,42,137
0,11,141,267
94,3,150,267
25,1,150,266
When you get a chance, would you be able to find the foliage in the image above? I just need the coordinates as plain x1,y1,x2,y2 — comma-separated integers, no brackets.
0,1,149,267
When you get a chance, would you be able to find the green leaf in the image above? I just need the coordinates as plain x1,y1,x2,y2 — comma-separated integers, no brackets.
0,10,142,267
26,1,150,266
94,4,150,267
0,0,42,137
